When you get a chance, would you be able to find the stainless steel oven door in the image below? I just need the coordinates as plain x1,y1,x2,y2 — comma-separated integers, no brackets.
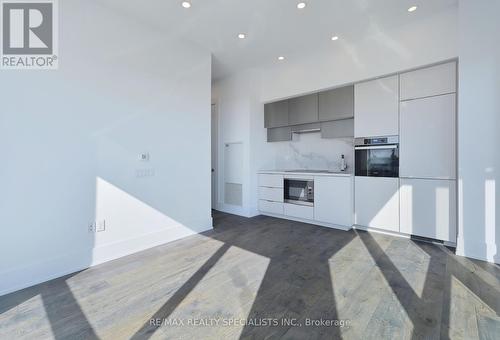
355,144,399,177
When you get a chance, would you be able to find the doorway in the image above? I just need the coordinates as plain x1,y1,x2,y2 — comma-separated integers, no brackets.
211,104,218,210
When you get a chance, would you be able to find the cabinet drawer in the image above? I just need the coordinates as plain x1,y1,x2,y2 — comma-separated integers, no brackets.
284,203,314,220
400,62,456,100
258,174,283,188
258,187,284,202
259,200,284,215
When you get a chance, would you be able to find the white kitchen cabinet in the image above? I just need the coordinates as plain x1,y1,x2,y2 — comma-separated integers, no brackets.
400,179,456,243
314,176,353,227
284,203,314,220
400,94,456,179
259,200,284,215
355,177,399,232
258,174,283,188
400,62,456,101
354,75,399,137
258,187,284,202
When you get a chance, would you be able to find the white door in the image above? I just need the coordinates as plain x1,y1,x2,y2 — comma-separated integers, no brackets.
314,176,353,227
354,75,399,137
211,104,218,209
400,178,457,242
355,177,399,232
400,94,456,179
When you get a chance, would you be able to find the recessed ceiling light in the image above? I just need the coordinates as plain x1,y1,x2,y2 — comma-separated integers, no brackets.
181,1,191,9
238,33,246,39
297,2,306,9
278,56,285,61
331,36,339,41
408,6,417,12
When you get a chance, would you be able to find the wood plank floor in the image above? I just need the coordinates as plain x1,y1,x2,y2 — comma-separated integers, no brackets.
1,211,499,339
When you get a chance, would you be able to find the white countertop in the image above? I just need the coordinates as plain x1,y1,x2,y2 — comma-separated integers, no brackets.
258,170,353,177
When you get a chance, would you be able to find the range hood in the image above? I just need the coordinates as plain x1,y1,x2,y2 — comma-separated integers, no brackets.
291,122,321,134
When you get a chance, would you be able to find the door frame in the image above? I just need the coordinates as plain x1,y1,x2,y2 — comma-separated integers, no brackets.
211,103,219,210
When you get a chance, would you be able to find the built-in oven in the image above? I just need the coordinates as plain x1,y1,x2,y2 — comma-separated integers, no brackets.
355,136,399,178
284,178,314,206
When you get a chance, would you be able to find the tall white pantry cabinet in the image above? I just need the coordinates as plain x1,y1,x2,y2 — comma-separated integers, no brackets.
354,76,401,232
399,62,457,243
354,61,457,243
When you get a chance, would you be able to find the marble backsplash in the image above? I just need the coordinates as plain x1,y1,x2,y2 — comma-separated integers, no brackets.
270,132,354,173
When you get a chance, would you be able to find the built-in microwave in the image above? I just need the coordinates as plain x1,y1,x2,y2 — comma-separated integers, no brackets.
355,136,399,178
284,178,314,206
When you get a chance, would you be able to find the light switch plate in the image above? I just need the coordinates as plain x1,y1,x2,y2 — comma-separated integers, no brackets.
138,153,150,161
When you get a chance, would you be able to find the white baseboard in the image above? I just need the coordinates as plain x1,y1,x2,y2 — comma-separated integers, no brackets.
216,203,254,218
260,212,351,231
456,241,499,265
0,220,213,297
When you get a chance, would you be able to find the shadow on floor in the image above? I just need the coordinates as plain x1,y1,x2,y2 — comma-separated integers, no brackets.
131,212,356,339
131,212,500,339
0,272,99,340
2,211,500,339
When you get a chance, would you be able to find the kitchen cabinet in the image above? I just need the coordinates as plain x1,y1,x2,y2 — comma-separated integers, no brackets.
284,203,314,220
314,176,353,227
264,100,289,128
258,173,284,215
258,174,284,188
321,119,354,139
258,187,284,202
318,85,354,121
288,93,319,125
259,200,284,215
267,126,292,142
400,62,456,101
355,177,399,232
354,75,399,137
400,93,456,179
400,178,456,242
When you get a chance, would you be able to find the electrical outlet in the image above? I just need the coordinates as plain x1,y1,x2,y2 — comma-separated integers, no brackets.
89,220,106,233
96,220,106,232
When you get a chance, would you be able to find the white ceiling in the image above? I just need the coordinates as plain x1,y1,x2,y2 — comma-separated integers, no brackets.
97,0,458,80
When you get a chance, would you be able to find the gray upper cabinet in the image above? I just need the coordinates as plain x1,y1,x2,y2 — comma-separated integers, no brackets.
264,100,289,128
321,119,354,139
288,94,318,126
267,126,292,142
318,86,354,121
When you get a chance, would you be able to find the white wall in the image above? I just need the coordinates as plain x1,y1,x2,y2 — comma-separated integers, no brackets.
214,8,458,218
0,0,212,295
456,0,500,264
